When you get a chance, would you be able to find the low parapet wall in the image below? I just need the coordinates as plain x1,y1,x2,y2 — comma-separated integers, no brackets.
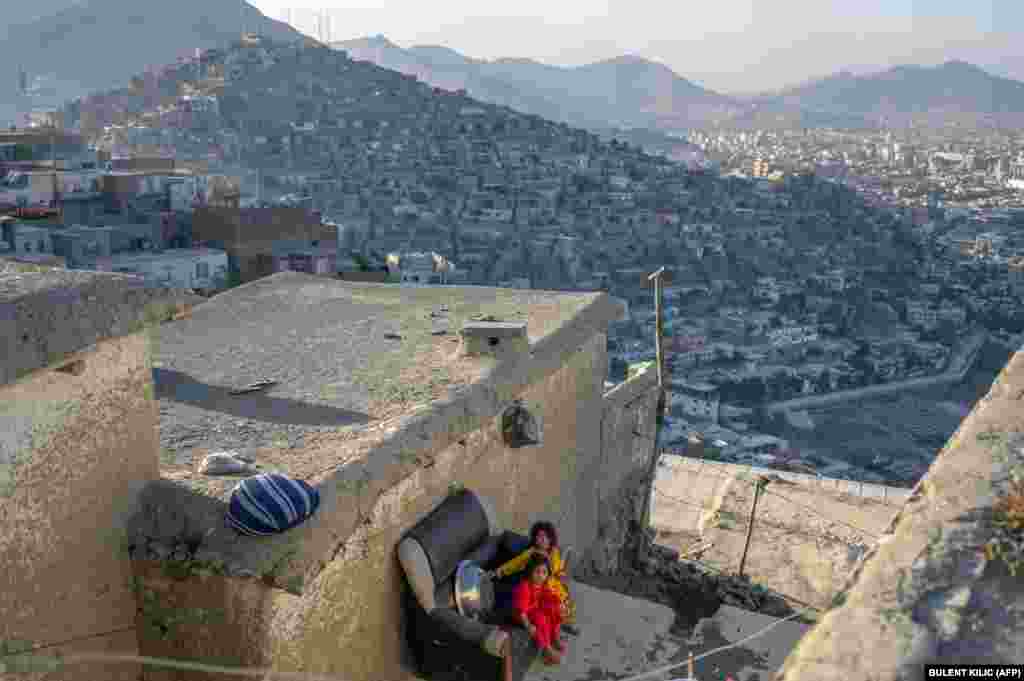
653,456,910,536
652,456,907,609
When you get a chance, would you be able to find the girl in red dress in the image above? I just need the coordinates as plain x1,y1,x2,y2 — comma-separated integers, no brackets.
512,554,567,665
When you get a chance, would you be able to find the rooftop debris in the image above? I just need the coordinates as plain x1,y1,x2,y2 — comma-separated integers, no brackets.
229,380,278,396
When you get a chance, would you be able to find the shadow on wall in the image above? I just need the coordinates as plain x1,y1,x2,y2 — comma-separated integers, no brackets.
129,479,231,552
153,368,372,427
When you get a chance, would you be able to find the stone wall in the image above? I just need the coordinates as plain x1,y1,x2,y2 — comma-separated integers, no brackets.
779,347,1024,679
0,333,158,681
133,333,663,681
580,367,661,577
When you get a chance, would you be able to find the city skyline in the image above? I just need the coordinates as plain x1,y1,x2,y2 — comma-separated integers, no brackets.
249,0,1024,94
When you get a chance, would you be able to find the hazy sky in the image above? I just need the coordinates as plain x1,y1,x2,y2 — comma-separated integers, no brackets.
249,0,1024,93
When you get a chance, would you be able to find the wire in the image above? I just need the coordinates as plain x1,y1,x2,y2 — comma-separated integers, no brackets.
601,609,809,681
653,487,710,510
2,649,371,681
761,487,881,539
3,626,138,655
654,461,884,539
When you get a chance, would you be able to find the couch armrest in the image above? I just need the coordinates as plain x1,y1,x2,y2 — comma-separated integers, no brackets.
464,535,501,568
430,607,510,659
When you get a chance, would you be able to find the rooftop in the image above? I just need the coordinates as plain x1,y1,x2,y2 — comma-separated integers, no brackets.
154,273,618,496
110,248,226,265
0,262,200,385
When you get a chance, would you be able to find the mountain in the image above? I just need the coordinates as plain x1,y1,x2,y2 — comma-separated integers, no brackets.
332,37,740,132
0,0,84,33
0,0,306,121
753,60,1024,128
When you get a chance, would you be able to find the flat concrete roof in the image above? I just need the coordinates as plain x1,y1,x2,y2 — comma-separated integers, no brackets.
155,272,620,492
0,262,201,385
533,585,809,681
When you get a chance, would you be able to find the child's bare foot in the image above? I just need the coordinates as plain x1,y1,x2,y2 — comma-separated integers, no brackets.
542,647,562,665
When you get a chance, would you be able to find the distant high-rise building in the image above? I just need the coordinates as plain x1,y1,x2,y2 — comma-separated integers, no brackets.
994,156,1010,183
18,69,27,96
1009,159,1024,190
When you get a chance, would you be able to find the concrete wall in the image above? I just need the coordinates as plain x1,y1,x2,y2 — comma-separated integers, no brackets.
652,456,904,609
652,457,911,536
0,332,158,681
779,347,1024,679
133,332,663,681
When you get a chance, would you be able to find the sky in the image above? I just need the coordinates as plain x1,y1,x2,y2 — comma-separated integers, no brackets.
249,0,1024,93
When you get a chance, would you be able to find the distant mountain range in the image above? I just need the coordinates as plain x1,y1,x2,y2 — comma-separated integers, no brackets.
0,0,305,123
740,60,1024,129
335,37,1024,132
5,8,1024,136
333,36,742,133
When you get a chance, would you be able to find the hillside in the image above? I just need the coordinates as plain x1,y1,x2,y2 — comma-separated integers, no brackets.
753,61,1024,128
333,37,741,132
0,0,305,117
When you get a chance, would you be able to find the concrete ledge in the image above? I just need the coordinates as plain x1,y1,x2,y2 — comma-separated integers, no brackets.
460,321,529,359
660,456,913,503
0,266,202,385
779,349,1024,680
130,289,623,584
603,365,659,410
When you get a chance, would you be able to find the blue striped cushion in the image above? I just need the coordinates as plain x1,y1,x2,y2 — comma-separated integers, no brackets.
226,473,321,536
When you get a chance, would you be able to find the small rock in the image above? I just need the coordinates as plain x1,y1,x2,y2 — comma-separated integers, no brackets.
171,549,189,562
193,548,222,564
150,544,172,560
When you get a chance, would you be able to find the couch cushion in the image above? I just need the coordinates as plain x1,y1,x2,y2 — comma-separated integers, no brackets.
404,490,490,587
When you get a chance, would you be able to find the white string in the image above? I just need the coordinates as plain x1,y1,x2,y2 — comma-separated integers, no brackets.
598,609,809,681
10,609,811,681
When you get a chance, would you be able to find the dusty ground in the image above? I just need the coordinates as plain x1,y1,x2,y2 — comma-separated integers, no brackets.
576,567,721,636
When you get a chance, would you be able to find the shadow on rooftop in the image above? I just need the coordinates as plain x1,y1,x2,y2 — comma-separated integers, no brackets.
153,368,372,427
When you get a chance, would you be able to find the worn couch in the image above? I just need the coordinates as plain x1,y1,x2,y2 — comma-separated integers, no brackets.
398,489,542,681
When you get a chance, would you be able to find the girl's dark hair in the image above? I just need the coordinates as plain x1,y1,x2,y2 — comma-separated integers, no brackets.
524,553,551,579
530,521,559,548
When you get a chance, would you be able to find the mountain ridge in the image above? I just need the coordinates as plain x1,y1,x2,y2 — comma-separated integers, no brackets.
0,0,306,122
756,59,1024,128
333,36,739,131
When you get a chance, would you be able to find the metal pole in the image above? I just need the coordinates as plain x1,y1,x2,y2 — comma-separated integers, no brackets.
647,266,666,389
50,123,58,208
737,477,766,578
638,266,667,535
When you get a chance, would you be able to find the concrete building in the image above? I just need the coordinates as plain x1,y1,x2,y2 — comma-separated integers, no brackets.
0,263,198,681
672,381,721,423
191,206,333,283
3,222,54,255
1008,159,1024,190
107,248,229,291
124,273,663,680
272,240,337,276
